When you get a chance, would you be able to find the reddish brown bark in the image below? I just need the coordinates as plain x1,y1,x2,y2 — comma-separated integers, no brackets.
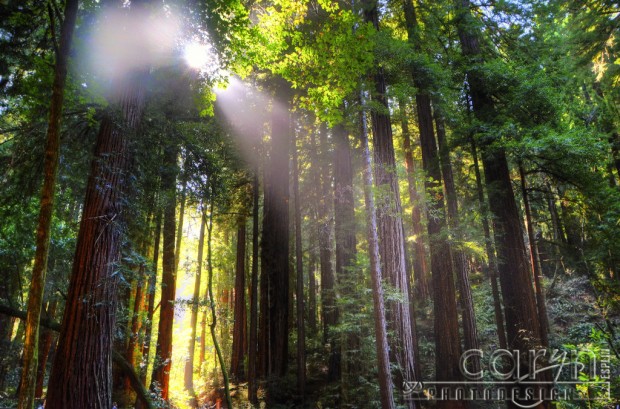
359,98,396,409
363,3,420,404
471,139,507,349
150,142,178,402
46,69,147,408
415,92,465,409
17,0,79,406
455,1,547,406
435,113,480,377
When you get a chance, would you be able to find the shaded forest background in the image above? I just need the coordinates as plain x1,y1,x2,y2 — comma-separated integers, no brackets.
0,0,619,408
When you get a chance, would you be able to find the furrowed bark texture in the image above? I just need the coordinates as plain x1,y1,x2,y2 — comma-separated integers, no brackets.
46,71,146,409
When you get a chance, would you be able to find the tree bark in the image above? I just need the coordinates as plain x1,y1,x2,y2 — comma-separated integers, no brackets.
150,141,178,402
46,67,146,409
34,301,57,399
398,100,429,300
311,124,340,383
230,216,247,382
260,89,291,384
0,305,154,409
174,175,187,275
248,170,260,404
17,0,79,407
333,121,360,395
292,128,306,397
455,1,547,406
435,112,480,377
135,210,161,409
415,92,465,409
363,2,420,403
470,139,507,349
519,163,550,347
359,96,396,409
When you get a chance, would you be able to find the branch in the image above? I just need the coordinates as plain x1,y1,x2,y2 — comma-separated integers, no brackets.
0,304,154,409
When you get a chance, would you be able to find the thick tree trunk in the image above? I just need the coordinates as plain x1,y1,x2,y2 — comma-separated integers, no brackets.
183,212,206,405
519,163,550,347
150,142,178,402
362,3,420,402
17,1,79,407
398,101,429,300
0,306,154,409
470,139,507,349
359,97,396,409
248,171,260,404
333,121,360,396
312,124,340,383
415,92,465,409
230,217,247,382
455,1,547,406
46,65,146,408
260,90,290,384
292,129,306,397
435,113,480,376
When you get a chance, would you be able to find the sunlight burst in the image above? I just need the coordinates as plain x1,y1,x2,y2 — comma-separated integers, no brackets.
183,42,210,69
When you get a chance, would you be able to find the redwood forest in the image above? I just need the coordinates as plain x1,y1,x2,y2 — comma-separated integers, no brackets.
0,0,619,408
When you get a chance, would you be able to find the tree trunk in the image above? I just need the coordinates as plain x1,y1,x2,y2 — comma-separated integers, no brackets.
183,212,206,405
398,100,429,300
292,128,306,397
311,124,340,383
150,142,178,402
359,95,396,409
519,163,550,347
248,170,260,404
135,210,161,409
308,252,318,335
174,176,187,275
46,61,146,408
17,0,79,407
470,139,507,349
206,195,233,409
333,121,360,396
260,90,290,384
435,112,480,377
363,2,420,403
415,92,465,409
230,217,247,382
124,263,145,396
455,1,547,406
34,301,57,399
0,306,154,409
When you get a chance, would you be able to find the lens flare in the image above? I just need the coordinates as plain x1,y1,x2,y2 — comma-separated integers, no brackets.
183,42,210,69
